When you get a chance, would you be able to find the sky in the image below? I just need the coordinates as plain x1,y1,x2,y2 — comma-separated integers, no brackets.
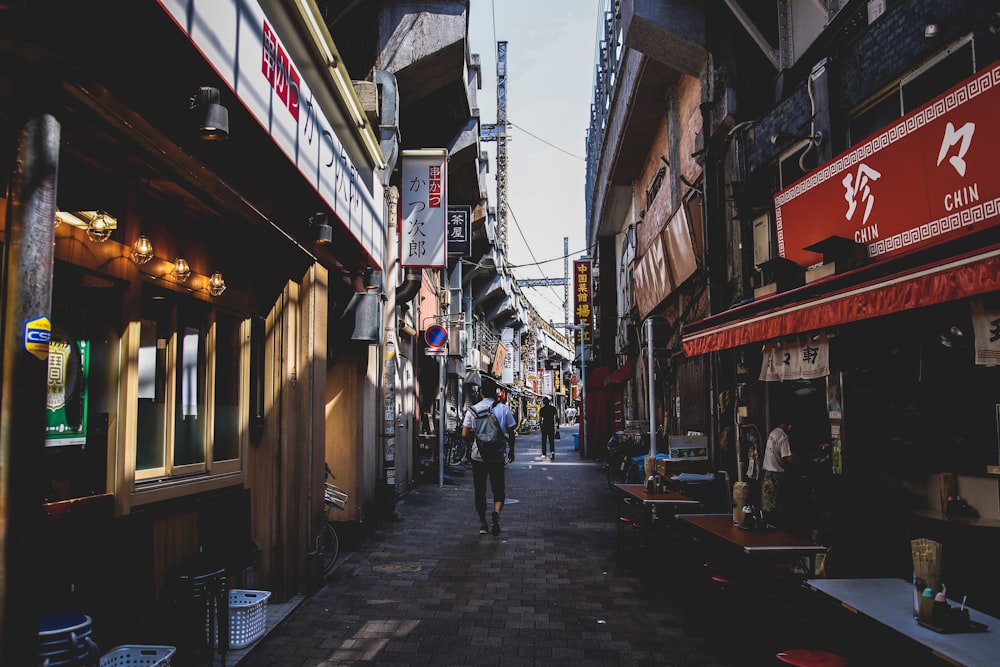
468,0,602,326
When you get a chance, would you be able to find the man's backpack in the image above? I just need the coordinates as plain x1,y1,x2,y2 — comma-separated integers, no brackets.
472,400,506,462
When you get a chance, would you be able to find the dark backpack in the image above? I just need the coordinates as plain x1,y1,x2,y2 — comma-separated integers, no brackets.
472,400,506,462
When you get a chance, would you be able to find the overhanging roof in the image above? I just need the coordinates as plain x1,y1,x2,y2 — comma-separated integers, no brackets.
682,241,1000,357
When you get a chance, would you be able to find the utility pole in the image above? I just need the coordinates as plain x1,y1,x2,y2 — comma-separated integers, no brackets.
480,41,509,254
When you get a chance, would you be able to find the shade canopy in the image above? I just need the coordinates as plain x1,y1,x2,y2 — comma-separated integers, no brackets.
682,243,1000,357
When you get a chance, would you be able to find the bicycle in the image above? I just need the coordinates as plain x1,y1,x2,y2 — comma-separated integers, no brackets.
316,463,349,579
605,433,648,489
443,429,472,469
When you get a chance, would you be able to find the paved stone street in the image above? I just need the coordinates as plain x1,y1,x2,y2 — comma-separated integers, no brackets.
232,429,877,666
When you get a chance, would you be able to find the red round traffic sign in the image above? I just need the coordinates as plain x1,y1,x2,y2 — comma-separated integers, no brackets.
425,324,448,348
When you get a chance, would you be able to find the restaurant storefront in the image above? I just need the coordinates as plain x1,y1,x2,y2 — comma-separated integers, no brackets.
682,61,1000,610
1,0,386,656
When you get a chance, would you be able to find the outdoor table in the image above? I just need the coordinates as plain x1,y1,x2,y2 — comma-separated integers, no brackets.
806,577,1000,666
675,513,827,557
613,484,700,556
614,483,701,508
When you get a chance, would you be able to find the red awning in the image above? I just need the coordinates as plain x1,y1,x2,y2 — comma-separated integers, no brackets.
682,244,1000,357
605,360,636,386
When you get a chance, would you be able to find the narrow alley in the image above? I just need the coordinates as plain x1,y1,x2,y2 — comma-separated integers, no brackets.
233,428,866,667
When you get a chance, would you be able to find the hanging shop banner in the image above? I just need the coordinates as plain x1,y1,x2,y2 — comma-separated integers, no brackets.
46,336,90,447
492,340,508,378
775,60,1000,268
573,259,593,345
971,295,1000,366
401,150,448,268
759,334,830,382
157,0,384,269
500,328,515,384
447,206,471,257
542,371,554,396
633,203,698,320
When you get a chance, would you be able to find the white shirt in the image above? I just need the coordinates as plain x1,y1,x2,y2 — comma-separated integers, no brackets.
762,426,792,473
462,398,516,462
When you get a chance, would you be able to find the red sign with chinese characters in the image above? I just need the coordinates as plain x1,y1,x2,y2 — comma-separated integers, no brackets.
262,22,300,121
573,259,592,345
775,61,1000,268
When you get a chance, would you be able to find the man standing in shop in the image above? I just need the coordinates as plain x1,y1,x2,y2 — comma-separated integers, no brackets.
761,417,829,536
539,396,558,460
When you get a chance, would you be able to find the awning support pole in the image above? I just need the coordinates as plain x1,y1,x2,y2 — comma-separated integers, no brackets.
646,318,657,459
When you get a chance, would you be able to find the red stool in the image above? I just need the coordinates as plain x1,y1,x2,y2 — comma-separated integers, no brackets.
776,649,847,667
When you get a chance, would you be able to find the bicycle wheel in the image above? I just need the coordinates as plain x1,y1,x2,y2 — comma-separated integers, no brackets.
446,437,466,468
317,521,340,578
623,457,644,484
606,450,625,488
457,440,472,469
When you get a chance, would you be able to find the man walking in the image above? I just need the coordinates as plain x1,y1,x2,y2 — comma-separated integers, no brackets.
539,396,558,460
462,378,517,536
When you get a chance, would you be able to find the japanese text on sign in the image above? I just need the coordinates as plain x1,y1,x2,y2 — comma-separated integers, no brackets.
401,151,448,268
573,259,592,345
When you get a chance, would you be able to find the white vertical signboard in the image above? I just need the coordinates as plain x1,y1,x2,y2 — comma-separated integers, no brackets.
501,328,515,384
401,150,448,268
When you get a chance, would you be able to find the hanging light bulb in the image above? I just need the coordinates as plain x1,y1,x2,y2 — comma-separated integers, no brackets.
173,256,191,282
208,271,227,296
130,235,154,264
86,211,114,243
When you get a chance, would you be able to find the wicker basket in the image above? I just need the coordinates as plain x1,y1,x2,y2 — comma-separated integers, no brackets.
226,589,271,649
99,645,175,667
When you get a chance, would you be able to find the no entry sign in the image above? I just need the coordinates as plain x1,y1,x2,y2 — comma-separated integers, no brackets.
425,324,448,348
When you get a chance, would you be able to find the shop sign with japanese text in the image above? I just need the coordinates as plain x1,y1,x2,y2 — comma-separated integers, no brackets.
447,206,470,257
776,61,1000,268
401,150,448,268
157,0,384,269
573,259,593,345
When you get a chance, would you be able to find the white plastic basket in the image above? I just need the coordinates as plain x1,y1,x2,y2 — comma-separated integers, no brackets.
99,645,175,667
226,589,271,649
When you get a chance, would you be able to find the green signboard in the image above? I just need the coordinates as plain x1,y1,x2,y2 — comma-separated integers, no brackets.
46,337,90,447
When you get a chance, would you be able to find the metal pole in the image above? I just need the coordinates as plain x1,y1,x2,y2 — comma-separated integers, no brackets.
580,333,588,458
1,113,60,667
438,354,446,487
646,318,657,458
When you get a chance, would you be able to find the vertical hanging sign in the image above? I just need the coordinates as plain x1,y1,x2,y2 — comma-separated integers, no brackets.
401,149,448,268
447,206,471,257
573,259,593,346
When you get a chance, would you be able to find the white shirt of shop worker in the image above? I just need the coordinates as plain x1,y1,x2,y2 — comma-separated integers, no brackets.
763,424,792,473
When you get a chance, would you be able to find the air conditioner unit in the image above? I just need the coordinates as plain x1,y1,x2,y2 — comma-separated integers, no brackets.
448,327,467,356
752,212,772,268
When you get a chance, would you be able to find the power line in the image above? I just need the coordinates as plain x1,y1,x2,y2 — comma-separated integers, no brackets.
508,204,562,308
510,122,585,161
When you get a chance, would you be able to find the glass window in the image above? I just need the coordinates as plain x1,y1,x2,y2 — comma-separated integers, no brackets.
134,285,246,488
173,300,209,471
136,293,171,476
213,311,242,462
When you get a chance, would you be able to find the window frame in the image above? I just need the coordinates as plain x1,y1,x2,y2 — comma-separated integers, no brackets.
124,287,248,507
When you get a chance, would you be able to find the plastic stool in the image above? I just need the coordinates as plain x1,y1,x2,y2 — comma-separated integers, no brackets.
38,613,100,667
776,649,847,667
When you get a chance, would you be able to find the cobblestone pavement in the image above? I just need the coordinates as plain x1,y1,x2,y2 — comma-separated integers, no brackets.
233,430,834,666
